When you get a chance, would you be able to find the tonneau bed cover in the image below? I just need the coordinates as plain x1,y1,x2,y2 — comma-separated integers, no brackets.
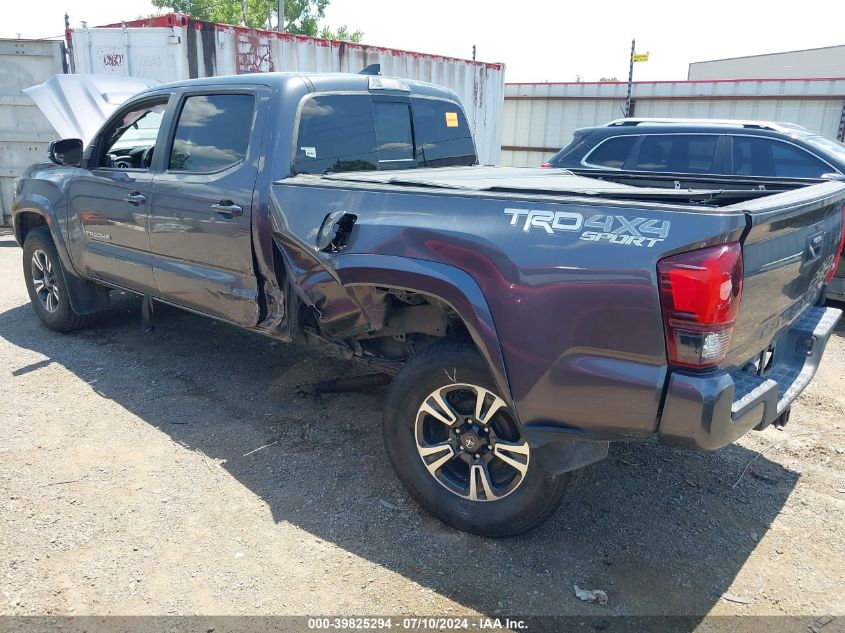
319,166,769,204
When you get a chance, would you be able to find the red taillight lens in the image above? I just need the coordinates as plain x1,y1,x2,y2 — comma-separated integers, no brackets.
658,242,743,369
540,163,552,168
825,204,845,283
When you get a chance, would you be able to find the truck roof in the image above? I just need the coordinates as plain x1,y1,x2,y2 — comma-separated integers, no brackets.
137,71,461,102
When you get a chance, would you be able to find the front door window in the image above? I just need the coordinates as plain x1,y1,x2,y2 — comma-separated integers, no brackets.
98,101,167,170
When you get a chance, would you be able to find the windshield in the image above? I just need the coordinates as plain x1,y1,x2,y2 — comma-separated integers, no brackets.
794,133,845,169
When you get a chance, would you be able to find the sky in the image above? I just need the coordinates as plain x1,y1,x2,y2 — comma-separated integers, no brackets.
3,0,844,82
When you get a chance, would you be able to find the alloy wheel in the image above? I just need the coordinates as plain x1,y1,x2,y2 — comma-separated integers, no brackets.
30,250,60,313
415,382,530,501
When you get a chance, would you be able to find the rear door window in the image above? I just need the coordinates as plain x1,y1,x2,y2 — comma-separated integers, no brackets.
410,98,476,167
295,95,378,174
731,136,831,178
583,135,638,168
168,94,254,172
633,134,719,173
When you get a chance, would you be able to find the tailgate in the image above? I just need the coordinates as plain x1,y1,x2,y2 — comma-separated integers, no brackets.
723,181,845,369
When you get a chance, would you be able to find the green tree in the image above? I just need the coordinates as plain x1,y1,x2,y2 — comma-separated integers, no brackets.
319,24,363,43
150,0,362,40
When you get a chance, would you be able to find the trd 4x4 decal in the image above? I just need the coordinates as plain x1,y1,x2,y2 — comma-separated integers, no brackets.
504,208,670,248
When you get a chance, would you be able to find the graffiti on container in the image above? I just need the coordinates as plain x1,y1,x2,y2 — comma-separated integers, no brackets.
236,31,274,74
96,47,125,73
103,52,124,67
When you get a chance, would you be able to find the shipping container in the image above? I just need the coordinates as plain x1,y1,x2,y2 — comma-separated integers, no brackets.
502,77,845,167
0,38,67,225
70,14,505,165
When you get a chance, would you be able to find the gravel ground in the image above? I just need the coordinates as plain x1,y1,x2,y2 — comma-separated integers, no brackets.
1,231,844,624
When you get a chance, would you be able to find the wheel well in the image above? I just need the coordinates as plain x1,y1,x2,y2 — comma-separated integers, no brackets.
15,212,48,245
351,288,471,362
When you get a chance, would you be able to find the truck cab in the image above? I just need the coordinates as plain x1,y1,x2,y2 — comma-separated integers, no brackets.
16,72,477,331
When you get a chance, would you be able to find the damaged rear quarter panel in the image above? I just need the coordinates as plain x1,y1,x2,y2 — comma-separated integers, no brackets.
271,179,747,439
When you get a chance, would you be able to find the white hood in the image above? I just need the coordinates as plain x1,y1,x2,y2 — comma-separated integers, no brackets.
24,74,161,145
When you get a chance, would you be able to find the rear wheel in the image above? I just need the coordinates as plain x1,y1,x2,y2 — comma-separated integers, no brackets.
22,227,92,332
383,341,572,537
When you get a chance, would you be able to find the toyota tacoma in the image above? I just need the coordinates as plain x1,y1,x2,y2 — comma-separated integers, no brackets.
12,72,845,536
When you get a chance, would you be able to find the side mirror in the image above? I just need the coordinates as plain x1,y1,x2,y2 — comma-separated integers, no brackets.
821,172,845,182
48,138,83,166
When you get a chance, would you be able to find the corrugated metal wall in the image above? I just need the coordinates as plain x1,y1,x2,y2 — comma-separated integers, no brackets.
0,39,66,226
71,16,505,165
502,78,845,167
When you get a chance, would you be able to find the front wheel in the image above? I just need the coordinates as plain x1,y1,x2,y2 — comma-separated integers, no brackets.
383,341,573,537
22,226,92,332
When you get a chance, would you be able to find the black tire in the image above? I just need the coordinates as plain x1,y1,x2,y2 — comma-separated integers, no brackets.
22,226,92,332
383,340,573,537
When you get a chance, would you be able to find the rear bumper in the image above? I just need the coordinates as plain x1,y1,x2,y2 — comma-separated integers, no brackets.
658,305,842,450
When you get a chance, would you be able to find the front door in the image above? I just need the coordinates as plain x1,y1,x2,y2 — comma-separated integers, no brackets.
67,96,170,294
148,90,264,325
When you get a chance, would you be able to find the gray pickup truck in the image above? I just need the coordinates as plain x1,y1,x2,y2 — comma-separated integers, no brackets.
13,72,845,536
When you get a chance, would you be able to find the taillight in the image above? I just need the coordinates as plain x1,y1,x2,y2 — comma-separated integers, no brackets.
540,163,552,168
825,204,845,283
658,242,743,369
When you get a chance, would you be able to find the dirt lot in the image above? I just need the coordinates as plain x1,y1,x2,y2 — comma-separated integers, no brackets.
1,230,844,626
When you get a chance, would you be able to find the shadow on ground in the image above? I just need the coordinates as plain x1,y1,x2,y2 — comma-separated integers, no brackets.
0,293,802,623
829,299,845,337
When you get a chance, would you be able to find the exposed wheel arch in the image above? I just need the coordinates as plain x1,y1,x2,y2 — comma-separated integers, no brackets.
335,254,513,408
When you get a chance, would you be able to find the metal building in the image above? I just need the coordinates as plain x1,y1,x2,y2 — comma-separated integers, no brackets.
688,45,845,81
502,77,845,167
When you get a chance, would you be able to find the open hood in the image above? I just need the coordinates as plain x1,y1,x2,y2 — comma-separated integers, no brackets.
24,74,160,145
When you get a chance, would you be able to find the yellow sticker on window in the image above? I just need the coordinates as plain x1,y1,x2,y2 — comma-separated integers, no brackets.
445,112,459,128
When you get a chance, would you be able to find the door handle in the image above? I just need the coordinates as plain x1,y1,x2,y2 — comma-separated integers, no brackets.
211,201,243,216
806,232,824,260
124,192,146,206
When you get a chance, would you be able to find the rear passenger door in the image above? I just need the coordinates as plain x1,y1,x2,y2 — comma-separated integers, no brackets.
148,88,268,325
623,133,727,188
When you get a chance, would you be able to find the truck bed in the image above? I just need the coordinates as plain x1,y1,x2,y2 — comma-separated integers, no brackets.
319,166,772,205
273,166,845,443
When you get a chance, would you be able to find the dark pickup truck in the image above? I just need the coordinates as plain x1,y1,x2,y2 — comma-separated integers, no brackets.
13,72,845,536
